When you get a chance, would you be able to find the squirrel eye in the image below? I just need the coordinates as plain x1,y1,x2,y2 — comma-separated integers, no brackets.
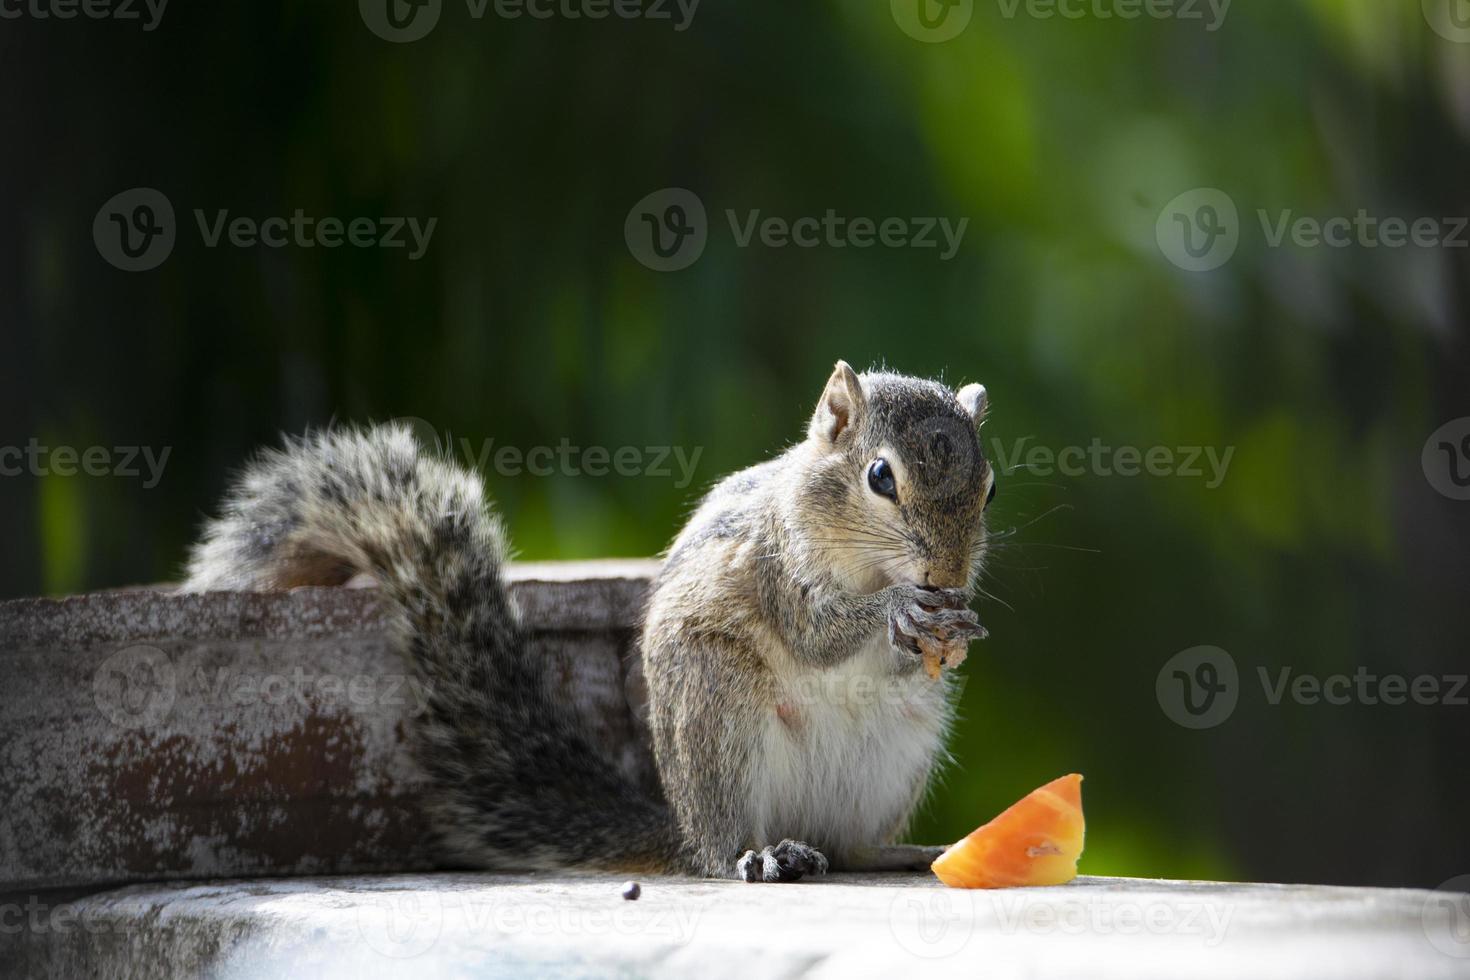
986,475,998,509
867,458,897,502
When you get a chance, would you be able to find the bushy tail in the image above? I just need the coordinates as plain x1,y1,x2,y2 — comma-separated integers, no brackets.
185,424,681,873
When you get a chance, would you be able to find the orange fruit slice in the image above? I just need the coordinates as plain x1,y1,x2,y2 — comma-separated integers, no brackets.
931,773,1085,888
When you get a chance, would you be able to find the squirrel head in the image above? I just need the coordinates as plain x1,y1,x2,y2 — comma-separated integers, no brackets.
798,360,995,593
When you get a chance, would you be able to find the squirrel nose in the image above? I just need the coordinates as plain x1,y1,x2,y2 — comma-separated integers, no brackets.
923,565,966,589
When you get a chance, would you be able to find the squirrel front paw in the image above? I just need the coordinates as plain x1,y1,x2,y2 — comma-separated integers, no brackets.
736,839,830,883
888,586,987,678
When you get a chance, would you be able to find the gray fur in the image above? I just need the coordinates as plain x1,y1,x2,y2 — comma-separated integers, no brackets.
184,361,994,882
184,426,679,873
645,361,993,879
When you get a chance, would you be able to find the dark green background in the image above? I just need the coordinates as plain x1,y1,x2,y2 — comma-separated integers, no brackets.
3,0,1468,888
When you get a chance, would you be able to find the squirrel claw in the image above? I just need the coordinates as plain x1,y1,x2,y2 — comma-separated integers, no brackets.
916,586,972,611
737,840,829,883
890,593,986,673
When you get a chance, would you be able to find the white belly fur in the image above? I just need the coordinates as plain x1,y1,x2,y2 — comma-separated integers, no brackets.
752,630,954,860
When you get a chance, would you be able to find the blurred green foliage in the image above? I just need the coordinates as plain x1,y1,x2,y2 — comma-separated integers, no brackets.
4,0,1469,888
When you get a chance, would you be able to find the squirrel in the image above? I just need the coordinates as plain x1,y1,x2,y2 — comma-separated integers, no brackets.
183,360,996,882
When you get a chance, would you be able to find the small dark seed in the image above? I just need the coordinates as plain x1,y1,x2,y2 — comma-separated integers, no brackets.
621,881,641,901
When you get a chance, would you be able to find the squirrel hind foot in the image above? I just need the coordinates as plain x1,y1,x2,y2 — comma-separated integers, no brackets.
736,839,829,883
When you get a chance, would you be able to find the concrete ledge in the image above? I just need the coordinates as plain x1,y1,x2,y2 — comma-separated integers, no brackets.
0,561,661,892
3,873,1467,979
6,561,1470,976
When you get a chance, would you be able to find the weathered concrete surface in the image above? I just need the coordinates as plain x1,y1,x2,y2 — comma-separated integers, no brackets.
6,562,1469,976
3,872,1468,979
0,561,661,892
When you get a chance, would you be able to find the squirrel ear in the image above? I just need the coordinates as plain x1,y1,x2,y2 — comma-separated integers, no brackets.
809,360,866,445
957,383,988,425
